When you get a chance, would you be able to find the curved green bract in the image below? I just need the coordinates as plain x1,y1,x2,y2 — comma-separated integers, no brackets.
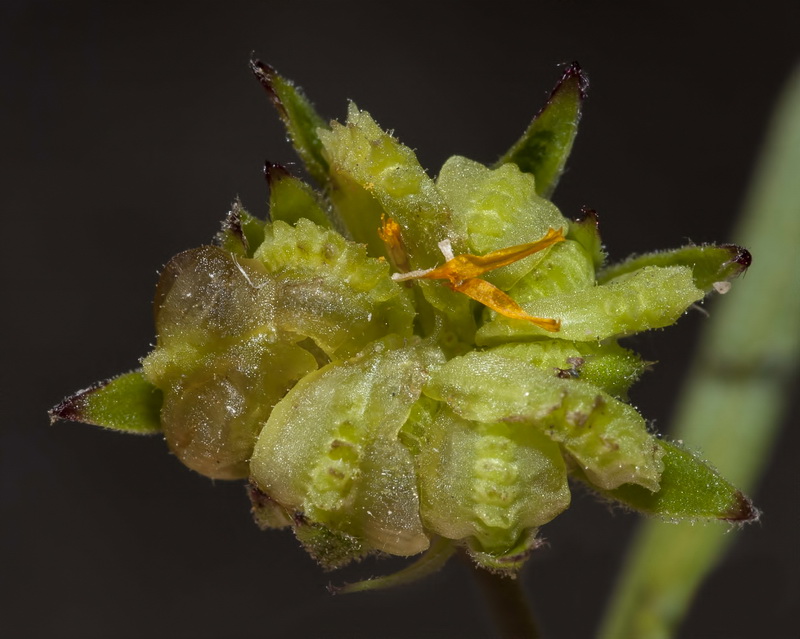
583,440,757,522
495,63,587,198
598,244,751,291
250,60,330,184
267,165,333,229
334,537,457,594
50,370,162,435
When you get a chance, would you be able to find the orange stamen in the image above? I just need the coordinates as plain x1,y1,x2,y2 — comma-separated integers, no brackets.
448,278,561,332
421,227,565,283
391,227,565,331
378,216,411,273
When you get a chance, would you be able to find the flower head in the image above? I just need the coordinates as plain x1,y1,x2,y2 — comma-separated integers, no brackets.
51,61,756,588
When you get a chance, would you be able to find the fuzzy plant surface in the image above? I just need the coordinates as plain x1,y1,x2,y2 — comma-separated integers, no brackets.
51,61,758,590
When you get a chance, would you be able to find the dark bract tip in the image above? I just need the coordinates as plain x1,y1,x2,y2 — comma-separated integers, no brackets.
577,206,601,227
220,198,246,246
249,59,288,116
558,61,589,100
722,490,760,524
730,245,752,270
249,58,277,86
49,383,103,425
263,160,291,187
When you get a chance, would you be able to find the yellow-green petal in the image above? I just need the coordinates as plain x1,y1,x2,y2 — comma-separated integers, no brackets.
250,337,445,558
478,265,704,343
424,350,663,492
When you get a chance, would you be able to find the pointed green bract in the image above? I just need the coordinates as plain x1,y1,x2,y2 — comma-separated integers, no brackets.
266,163,333,229
50,370,163,434
598,243,751,291
584,440,758,522
250,60,330,184
567,208,606,270
495,63,587,198
217,199,266,257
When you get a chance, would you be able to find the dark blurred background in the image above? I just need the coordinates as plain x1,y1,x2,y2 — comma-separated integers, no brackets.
2,2,797,637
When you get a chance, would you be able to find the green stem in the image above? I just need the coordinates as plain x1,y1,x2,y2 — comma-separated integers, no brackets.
468,559,541,639
598,63,800,639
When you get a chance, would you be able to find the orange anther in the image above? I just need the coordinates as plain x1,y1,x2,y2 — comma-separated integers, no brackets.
391,227,564,331
448,278,561,332
378,216,411,273
420,227,565,283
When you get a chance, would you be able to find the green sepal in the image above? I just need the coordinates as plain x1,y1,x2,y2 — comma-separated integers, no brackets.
465,529,543,577
50,370,162,435
250,60,330,184
266,162,333,229
332,537,456,594
567,207,606,270
579,439,759,523
598,243,752,292
326,170,392,260
216,198,266,257
495,62,588,198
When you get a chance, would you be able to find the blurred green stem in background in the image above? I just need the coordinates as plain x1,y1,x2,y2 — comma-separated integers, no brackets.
599,64,800,639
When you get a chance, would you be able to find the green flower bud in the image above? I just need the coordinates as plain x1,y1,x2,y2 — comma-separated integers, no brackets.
51,60,757,590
